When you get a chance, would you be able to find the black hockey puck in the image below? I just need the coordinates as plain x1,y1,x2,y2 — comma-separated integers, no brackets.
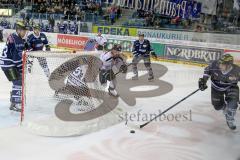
130,130,135,134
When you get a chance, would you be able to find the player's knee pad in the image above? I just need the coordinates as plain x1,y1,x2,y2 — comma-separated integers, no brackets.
144,62,151,68
212,97,225,110
132,56,139,64
226,86,239,102
226,99,238,110
106,70,115,81
99,69,115,84
99,70,107,84
143,57,151,68
11,80,22,103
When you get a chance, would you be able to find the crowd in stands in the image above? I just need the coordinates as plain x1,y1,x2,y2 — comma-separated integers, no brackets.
1,0,240,34
125,3,240,33
30,0,121,24
0,0,23,8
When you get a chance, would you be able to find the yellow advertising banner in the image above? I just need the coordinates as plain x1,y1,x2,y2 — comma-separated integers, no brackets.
92,25,137,36
0,9,12,16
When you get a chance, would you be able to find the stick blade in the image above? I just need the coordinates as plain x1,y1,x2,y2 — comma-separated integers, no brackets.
126,122,141,130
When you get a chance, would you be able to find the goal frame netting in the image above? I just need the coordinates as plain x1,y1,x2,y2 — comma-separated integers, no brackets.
21,50,126,137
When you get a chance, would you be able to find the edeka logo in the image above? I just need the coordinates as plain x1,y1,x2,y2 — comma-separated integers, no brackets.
57,34,89,49
92,26,137,36
165,45,223,63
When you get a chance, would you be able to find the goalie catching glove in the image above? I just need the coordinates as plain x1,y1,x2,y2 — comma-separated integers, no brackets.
45,45,51,51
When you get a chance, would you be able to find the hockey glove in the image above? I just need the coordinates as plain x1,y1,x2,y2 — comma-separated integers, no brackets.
24,42,30,50
119,64,128,73
45,45,51,51
198,78,208,91
151,51,158,59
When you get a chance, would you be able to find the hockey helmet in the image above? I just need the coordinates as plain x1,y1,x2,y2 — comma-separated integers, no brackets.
16,21,28,30
33,24,41,30
138,33,144,37
219,54,234,65
112,44,122,52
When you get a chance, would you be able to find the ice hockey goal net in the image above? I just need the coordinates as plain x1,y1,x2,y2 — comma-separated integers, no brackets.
21,51,126,137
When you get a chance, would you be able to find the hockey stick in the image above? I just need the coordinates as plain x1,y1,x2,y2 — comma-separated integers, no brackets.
128,89,200,129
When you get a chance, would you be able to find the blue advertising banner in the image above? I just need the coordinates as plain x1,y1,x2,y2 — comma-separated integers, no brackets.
107,0,201,19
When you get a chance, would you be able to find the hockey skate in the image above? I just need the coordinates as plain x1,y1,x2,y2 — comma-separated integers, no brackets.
9,103,21,112
108,87,119,97
148,75,154,81
132,74,138,80
225,109,237,130
226,119,237,130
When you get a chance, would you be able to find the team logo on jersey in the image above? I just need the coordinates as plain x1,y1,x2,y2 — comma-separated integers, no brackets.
229,76,237,81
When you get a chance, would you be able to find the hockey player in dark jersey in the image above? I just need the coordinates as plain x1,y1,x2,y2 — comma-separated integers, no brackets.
199,54,240,130
0,26,3,42
131,33,157,81
0,21,29,112
27,24,51,77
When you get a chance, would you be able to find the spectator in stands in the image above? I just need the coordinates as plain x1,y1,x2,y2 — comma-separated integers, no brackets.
194,24,203,32
116,6,121,19
110,10,115,25
154,18,161,29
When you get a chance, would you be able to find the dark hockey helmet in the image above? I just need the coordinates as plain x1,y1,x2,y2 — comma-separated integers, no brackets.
16,21,28,30
219,54,234,65
138,33,144,37
112,44,122,51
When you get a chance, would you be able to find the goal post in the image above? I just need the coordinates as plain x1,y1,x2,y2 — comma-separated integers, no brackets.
21,51,127,137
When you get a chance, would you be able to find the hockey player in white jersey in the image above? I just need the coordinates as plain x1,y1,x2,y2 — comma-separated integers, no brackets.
94,31,107,51
99,44,128,97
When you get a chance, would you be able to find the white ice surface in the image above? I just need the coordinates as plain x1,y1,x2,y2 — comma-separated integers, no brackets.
0,42,240,160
